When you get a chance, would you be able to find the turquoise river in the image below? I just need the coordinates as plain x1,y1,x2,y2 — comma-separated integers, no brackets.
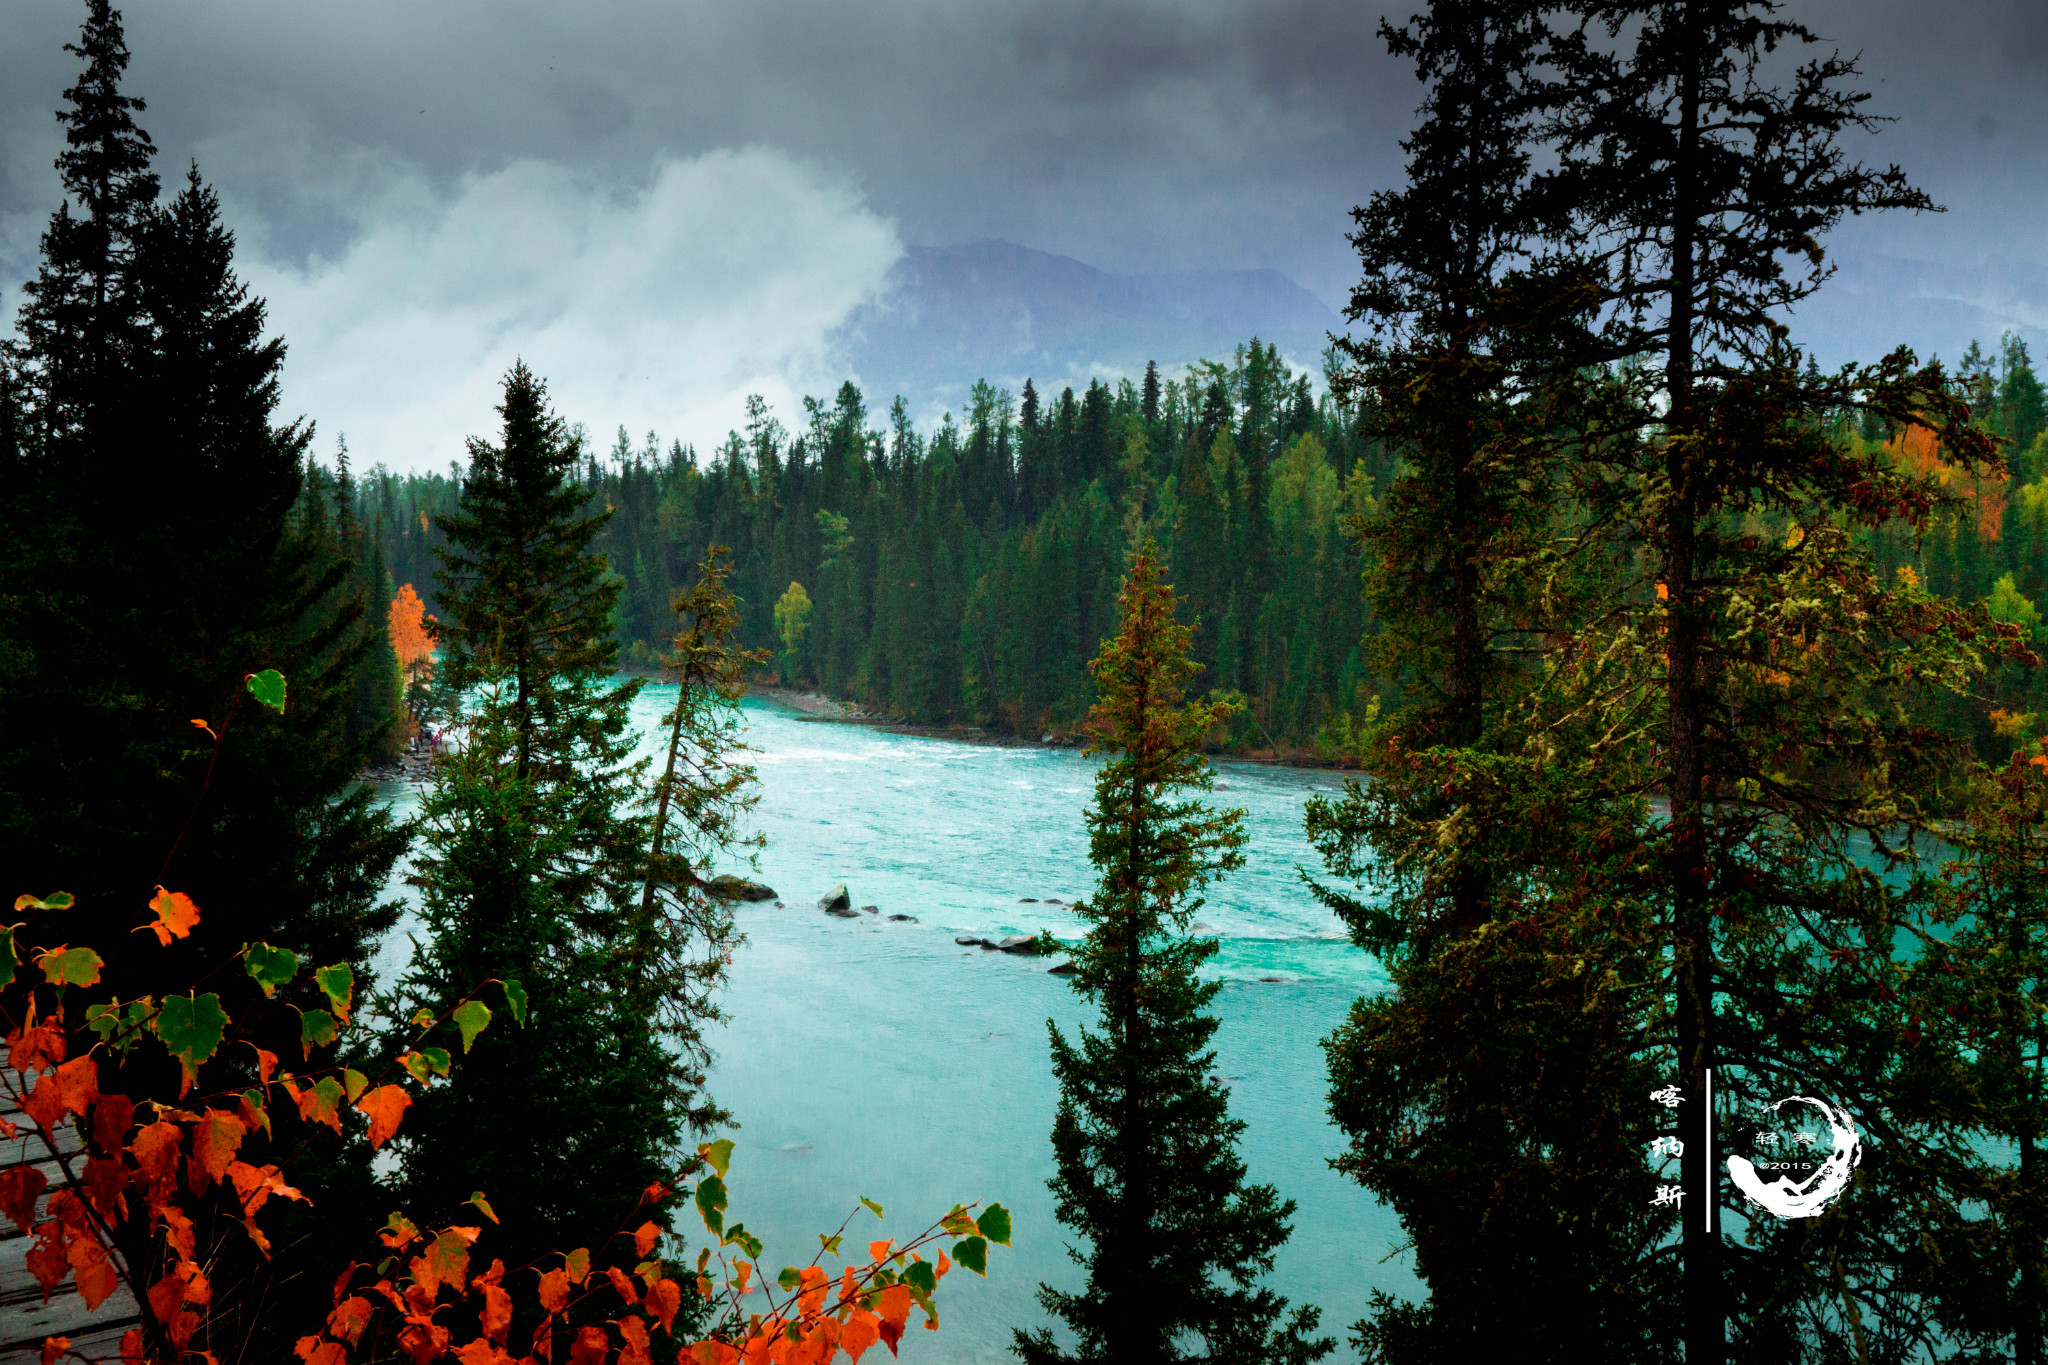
370,690,1413,1361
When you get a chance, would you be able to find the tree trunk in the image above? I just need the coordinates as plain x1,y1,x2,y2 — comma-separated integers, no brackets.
1665,7,1723,1359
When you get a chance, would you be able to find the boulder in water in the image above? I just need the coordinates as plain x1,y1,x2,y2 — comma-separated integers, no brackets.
995,934,1046,955
889,914,918,923
1018,897,1038,903
708,875,778,903
817,883,851,912
826,906,861,919
955,935,990,947
1047,960,1078,975
860,905,879,915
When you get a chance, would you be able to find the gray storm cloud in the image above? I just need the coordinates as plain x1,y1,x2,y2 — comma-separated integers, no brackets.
3,0,2044,468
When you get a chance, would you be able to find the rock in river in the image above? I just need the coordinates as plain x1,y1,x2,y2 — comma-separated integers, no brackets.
707,875,778,903
955,935,991,947
889,914,918,923
1047,960,1078,975
860,904,879,914
995,934,1046,955
826,906,862,919
817,883,851,912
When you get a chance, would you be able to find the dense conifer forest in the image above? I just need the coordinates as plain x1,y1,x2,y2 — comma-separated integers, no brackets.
351,333,2047,761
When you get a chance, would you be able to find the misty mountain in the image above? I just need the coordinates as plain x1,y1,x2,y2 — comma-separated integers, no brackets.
831,240,1346,415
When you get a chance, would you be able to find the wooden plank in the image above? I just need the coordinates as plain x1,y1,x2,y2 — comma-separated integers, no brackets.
0,1280,142,1361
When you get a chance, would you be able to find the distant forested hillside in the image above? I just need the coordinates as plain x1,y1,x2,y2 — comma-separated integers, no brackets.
354,332,2048,760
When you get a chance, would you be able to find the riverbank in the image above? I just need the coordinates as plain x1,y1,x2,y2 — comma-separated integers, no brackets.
746,684,1358,773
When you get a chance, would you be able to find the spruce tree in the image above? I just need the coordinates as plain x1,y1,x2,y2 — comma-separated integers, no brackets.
1304,5,1681,1356
1015,541,1330,1365
1543,5,2002,1356
393,363,720,1270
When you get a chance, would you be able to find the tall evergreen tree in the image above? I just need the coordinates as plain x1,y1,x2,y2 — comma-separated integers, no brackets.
393,364,709,1267
1546,3,2013,1355
1307,5,1676,1356
1016,542,1329,1365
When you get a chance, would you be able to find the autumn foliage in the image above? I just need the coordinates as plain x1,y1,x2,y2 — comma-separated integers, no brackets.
390,583,437,688
3,667,1007,1365
1887,422,2008,538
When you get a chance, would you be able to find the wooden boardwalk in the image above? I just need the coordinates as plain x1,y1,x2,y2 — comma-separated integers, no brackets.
0,1057,143,1364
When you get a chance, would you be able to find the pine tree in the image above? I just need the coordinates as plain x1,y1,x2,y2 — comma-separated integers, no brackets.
1544,4,2016,1355
1015,542,1330,1365
636,545,765,1133
393,363,699,1264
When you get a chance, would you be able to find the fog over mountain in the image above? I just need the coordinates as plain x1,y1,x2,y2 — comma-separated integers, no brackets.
836,241,1344,420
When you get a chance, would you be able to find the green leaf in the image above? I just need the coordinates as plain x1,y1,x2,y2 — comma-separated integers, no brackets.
694,1175,727,1235
902,1260,937,1295
727,1225,762,1259
501,979,528,1025
700,1137,734,1177
401,1052,432,1084
342,1068,369,1102
300,1009,338,1053
859,1197,884,1220
155,992,229,1084
777,1266,802,1292
13,892,74,912
88,999,153,1056
951,1236,988,1276
0,927,13,991
38,945,103,988
452,999,492,1053
409,1009,436,1028
244,943,299,997
469,1192,499,1224
976,1204,1012,1246
819,1234,843,1256
313,963,353,1021
246,669,287,712
420,1047,451,1076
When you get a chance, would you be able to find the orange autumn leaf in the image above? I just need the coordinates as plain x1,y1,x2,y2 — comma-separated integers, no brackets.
119,1330,145,1365
456,1342,512,1365
356,1085,411,1149
632,1220,661,1258
568,1325,609,1365
72,1243,118,1311
326,1296,374,1346
604,1264,640,1304
23,1075,66,1132
412,1227,478,1297
480,1283,514,1343
192,1110,246,1185
643,1278,682,1333
874,1284,911,1331
132,1121,183,1189
537,1268,572,1314
618,1316,654,1365
0,1166,47,1233
841,1310,881,1365
298,1344,347,1365
143,887,201,947
687,1343,739,1365
51,1056,97,1118
41,1337,68,1365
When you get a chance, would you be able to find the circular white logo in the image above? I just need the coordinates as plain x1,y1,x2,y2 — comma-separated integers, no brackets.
1726,1094,1862,1219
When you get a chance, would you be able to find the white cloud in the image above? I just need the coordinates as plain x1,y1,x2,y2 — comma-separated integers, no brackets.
244,147,902,471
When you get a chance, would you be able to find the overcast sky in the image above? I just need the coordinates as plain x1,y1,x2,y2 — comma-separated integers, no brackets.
3,0,2045,470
